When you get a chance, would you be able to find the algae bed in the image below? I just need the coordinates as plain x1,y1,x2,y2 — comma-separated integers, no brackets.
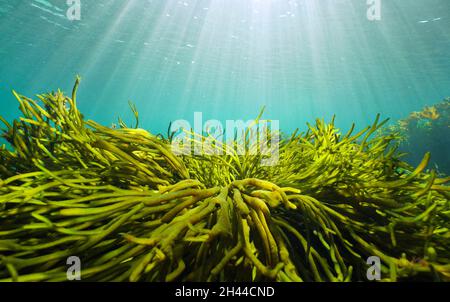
0,78,448,282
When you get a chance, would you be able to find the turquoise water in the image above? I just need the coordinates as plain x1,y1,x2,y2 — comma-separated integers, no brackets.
0,0,449,137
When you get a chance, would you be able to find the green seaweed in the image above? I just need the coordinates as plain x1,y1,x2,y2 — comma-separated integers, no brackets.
0,78,448,282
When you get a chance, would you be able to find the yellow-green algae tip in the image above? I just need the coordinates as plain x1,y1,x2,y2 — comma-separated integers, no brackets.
0,77,448,282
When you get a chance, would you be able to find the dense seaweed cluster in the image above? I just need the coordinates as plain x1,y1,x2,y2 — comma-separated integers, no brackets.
0,78,448,282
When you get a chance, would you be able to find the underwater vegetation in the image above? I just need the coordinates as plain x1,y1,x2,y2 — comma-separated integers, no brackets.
0,78,449,282
383,99,450,176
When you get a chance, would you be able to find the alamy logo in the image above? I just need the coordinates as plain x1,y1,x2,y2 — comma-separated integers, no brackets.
170,112,280,167
367,0,382,21
66,0,81,21
67,256,81,280
366,256,381,281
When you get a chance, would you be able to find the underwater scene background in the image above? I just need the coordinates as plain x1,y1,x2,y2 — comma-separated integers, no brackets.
1,1,449,138
0,0,449,282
